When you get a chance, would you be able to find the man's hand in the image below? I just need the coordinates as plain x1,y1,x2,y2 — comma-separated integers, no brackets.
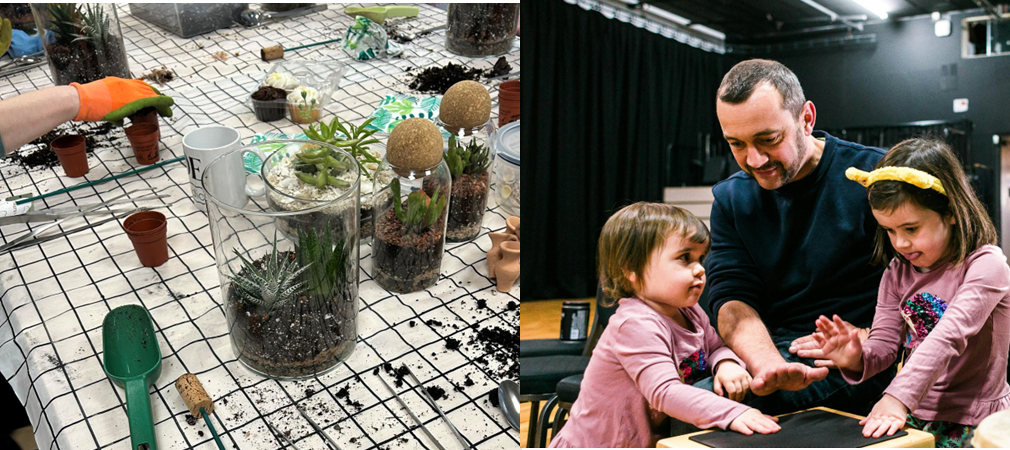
750,362,829,396
789,317,868,368
859,394,908,438
728,408,781,435
811,314,865,373
71,77,174,125
713,361,751,402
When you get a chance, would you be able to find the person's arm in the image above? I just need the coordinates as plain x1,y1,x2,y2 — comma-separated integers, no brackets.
0,86,80,155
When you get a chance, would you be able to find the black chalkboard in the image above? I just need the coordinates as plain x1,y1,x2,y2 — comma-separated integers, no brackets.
689,409,910,448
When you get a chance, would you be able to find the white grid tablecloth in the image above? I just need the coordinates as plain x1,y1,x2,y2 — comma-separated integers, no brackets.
0,4,519,449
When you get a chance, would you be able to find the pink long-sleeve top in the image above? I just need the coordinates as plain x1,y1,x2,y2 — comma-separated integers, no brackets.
549,298,751,448
841,245,1010,425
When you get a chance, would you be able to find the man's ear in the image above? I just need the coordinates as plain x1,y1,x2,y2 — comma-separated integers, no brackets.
800,100,816,135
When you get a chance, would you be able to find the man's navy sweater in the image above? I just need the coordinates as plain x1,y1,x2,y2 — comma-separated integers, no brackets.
706,132,886,335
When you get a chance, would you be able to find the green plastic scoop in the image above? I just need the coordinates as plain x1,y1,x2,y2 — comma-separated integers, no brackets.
343,5,418,23
103,305,162,450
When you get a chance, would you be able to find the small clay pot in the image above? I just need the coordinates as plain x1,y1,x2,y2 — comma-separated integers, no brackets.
124,211,168,267
506,215,520,239
487,232,517,279
496,240,520,292
125,123,161,165
50,134,89,177
129,108,159,127
498,80,520,127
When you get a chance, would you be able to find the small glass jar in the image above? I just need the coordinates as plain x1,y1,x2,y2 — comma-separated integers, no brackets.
445,4,520,57
438,118,497,242
493,120,520,217
372,155,451,293
31,3,131,85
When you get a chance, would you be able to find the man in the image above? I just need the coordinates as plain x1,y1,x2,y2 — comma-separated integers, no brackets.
705,59,894,415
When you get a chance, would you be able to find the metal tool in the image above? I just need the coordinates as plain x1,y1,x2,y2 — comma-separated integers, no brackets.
14,156,185,205
0,189,148,253
0,52,44,71
498,380,520,430
32,193,169,215
102,304,162,450
405,367,474,449
487,71,520,81
0,59,46,78
377,376,446,450
295,404,342,450
1,193,171,225
266,420,302,450
397,24,446,42
239,4,327,27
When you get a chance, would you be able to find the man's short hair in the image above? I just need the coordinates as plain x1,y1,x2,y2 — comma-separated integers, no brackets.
717,59,806,117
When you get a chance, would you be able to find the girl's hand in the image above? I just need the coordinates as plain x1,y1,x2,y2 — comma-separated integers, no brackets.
713,361,751,402
859,394,908,438
729,408,781,435
812,314,865,372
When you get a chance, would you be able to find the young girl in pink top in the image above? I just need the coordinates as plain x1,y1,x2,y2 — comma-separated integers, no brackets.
815,138,1010,448
549,202,780,448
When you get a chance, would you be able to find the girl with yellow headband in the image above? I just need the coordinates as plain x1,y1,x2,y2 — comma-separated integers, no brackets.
812,138,1009,448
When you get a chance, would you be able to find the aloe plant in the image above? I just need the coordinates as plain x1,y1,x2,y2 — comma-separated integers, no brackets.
302,116,382,180
293,145,351,189
46,3,110,48
227,235,312,311
296,227,350,299
46,3,80,47
390,178,446,236
445,135,491,179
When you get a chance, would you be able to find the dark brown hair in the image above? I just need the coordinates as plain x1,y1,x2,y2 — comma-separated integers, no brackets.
717,59,806,118
597,202,710,305
867,138,997,267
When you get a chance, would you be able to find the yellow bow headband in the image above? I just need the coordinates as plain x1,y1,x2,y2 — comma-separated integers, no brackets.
845,166,946,196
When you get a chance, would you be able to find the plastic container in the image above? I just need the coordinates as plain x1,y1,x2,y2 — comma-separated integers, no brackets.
128,3,247,38
50,134,89,177
204,146,360,379
31,3,131,85
248,60,346,123
445,4,520,57
124,211,169,267
493,120,520,217
439,117,497,242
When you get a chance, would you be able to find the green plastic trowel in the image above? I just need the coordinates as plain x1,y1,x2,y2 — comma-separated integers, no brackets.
102,305,162,450
343,5,418,23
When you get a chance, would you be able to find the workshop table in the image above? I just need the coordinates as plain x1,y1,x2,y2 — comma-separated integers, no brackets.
0,4,519,449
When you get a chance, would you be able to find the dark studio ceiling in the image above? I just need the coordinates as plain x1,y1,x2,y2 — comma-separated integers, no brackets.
636,0,986,44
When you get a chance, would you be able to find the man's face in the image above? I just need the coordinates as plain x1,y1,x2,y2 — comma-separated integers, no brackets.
717,83,811,190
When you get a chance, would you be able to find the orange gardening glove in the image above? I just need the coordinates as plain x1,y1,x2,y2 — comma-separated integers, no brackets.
71,77,174,125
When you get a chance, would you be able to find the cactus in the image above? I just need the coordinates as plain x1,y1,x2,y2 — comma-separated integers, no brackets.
293,145,351,189
390,178,446,235
227,234,311,311
446,135,491,179
302,116,382,180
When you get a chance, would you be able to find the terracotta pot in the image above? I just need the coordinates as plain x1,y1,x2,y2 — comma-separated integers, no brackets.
125,123,161,165
50,134,89,177
129,108,159,127
124,211,169,267
487,232,517,279
498,80,520,127
496,240,520,292
506,215,520,240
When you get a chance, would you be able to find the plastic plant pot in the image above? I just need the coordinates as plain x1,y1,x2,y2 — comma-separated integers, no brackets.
124,211,168,267
125,123,161,165
498,80,519,127
50,134,89,177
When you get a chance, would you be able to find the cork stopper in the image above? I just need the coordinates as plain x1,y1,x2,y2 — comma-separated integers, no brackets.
175,373,214,417
261,45,284,62
439,80,491,130
387,118,444,171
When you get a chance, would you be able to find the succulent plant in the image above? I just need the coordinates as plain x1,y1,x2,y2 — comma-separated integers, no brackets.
46,3,80,47
293,145,351,189
446,135,491,179
390,178,446,236
296,226,350,299
46,3,110,48
302,116,382,180
227,235,312,311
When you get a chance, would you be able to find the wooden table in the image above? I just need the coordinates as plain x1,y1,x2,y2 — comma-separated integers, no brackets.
656,407,935,448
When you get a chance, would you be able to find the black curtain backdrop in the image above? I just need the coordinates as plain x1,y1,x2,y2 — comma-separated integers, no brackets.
526,0,727,300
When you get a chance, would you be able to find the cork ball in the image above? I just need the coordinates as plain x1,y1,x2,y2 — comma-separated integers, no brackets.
440,80,491,129
387,118,444,171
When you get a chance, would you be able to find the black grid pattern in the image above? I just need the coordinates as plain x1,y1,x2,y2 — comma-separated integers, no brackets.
0,4,519,449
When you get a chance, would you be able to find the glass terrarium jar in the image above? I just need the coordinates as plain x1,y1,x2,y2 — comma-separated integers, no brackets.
204,145,360,379
261,140,364,241
438,117,497,242
31,3,131,85
372,157,451,293
445,3,520,57
493,120,520,217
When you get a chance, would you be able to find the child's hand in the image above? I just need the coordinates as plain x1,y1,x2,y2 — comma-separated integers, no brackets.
729,408,781,435
812,314,864,372
713,361,751,402
859,394,908,438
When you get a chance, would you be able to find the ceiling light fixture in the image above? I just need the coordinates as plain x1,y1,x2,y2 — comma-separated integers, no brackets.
849,0,889,20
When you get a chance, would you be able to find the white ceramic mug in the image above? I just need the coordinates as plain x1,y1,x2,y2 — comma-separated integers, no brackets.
183,126,266,209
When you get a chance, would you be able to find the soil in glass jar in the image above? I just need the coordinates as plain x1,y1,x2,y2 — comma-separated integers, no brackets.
373,207,446,293
446,169,490,242
445,4,520,56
